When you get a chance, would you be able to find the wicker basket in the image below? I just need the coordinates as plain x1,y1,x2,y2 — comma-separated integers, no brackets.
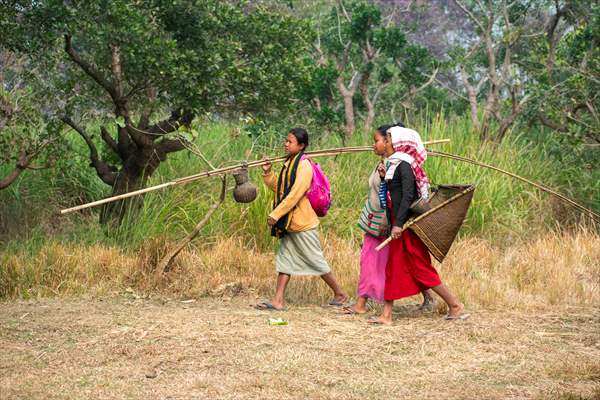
406,184,475,262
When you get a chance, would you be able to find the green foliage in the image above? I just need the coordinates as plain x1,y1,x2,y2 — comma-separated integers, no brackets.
1,0,315,116
4,116,594,250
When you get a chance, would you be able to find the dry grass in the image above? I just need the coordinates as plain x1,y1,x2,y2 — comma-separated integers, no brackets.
0,297,598,399
2,229,599,312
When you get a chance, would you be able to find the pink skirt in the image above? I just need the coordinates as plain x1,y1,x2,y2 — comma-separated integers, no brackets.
357,234,389,302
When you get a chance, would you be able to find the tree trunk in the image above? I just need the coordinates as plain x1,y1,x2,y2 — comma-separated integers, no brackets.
360,85,375,133
100,168,145,225
62,37,194,226
460,67,481,132
341,93,355,139
335,74,360,140
99,145,163,224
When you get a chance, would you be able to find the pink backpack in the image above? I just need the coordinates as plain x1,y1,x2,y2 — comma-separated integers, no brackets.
302,155,332,217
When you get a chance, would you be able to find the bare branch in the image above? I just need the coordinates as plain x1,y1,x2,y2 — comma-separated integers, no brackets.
335,5,346,47
145,109,194,136
496,94,530,141
0,149,30,189
460,66,481,132
157,137,190,154
313,37,327,66
337,0,352,23
546,1,565,78
64,35,118,102
336,41,353,72
100,126,124,160
475,75,489,93
414,67,439,94
585,100,599,125
62,116,117,186
137,87,158,130
348,71,362,93
372,81,391,106
26,164,51,170
434,77,470,102
539,113,568,131
110,45,123,98
156,175,227,274
453,0,486,33
123,115,151,147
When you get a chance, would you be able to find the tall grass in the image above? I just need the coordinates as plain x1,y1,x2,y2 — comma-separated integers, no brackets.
1,113,598,301
1,228,599,309
105,113,591,250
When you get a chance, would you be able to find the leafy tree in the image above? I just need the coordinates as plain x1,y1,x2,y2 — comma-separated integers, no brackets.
1,0,313,222
0,49,60,190
526,1,599,144
310,0,437,138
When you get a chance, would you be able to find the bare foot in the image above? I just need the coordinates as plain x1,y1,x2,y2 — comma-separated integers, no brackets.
367,315,392,325
269,299,285,310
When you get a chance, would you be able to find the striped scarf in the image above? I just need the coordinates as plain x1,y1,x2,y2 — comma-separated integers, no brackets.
384,126,430,199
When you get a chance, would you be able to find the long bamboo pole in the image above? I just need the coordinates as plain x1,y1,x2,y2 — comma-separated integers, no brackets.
59,140,450,215
428,150,600,223
374,152,599,252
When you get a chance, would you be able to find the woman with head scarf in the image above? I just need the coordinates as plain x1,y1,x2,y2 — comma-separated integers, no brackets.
345,123,433,315
369,124,468,325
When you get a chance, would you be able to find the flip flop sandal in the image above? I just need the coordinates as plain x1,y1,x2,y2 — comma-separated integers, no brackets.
327,297,348,307
254,302,286,311
341,305,369,315
341,306,359,315
444,313,470,321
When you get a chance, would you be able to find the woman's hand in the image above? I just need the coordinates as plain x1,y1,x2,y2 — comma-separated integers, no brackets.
391,225,403,239
378,224,390,238
267,216,277,226
377,161,386,178
262,156,272,174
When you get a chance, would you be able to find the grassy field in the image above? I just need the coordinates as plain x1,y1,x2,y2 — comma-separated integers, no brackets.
1,115,599,301
1,297,599,400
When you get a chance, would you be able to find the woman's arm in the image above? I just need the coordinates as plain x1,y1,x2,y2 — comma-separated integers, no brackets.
262,170,278,192
268,159,313,222
388,162,416,227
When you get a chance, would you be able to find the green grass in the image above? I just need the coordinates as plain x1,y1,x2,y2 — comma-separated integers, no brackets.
1,113,597,253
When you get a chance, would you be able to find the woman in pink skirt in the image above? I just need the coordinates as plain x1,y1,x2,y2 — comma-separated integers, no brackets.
345,124,433,315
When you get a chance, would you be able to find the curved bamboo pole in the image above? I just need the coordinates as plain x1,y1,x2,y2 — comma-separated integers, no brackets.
375,152,599,252
59,141,599,225
428,150,600,223
59,140,450,214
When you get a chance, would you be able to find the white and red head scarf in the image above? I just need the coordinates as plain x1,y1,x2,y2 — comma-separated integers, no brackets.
384,126,430,199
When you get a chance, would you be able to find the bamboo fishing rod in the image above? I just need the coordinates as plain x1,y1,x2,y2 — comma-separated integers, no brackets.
59,139,451,215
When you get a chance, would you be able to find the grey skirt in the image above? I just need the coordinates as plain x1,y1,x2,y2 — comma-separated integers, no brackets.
276,229,331,275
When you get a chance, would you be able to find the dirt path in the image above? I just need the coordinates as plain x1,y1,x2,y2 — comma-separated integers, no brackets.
1,297,599,400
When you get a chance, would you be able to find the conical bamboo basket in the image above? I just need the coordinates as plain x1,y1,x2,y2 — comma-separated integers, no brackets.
407,185,475,262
